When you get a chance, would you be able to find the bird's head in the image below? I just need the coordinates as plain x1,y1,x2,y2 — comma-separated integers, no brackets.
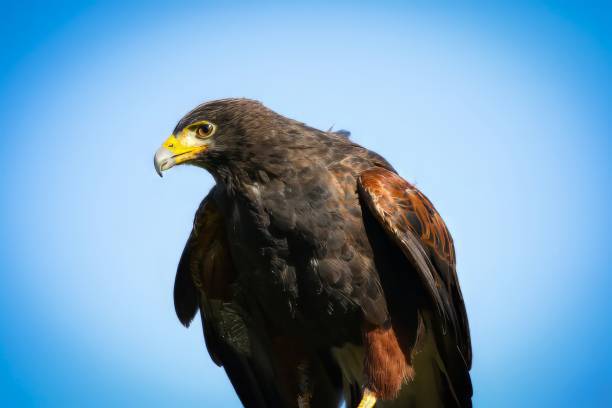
154,98,278,177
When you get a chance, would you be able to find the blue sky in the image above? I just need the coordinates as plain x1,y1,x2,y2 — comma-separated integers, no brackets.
0,1,611,406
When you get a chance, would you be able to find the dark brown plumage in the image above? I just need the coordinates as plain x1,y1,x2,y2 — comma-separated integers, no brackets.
155,98,472,407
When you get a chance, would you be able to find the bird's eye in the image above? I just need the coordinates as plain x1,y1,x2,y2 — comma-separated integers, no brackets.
196,123,214,138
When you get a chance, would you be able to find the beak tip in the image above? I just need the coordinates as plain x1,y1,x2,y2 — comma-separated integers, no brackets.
154,159,163,177
154,147,173,178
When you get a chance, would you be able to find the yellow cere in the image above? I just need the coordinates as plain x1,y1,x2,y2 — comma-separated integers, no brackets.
161,127,208,164
162,134,194,156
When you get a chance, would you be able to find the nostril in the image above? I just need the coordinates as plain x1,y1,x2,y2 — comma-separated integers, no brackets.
168,143,174,148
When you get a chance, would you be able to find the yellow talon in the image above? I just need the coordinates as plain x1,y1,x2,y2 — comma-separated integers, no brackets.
357,389,377,408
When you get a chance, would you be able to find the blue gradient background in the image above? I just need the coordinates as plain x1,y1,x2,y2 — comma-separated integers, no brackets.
1,1,611,406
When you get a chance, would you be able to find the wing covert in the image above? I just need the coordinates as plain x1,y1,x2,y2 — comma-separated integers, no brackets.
357,167,471,367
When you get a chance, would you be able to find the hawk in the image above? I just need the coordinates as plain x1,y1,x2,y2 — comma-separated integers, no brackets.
154,99,472,407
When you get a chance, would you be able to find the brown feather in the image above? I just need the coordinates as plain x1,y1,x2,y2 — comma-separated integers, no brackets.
358,167,471,367
188,197,235,301
363,324,414,400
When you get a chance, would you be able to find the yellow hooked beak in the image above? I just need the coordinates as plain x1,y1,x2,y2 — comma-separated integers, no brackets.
154,134,207,177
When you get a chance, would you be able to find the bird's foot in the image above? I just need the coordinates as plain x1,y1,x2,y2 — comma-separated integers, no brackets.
356,388,377,408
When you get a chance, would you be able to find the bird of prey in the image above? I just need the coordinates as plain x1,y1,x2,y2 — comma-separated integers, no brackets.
154,99,472,408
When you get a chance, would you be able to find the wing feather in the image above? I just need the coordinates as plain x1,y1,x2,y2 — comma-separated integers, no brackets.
357,167,471,367
174,189,319,407
174,187,236,365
